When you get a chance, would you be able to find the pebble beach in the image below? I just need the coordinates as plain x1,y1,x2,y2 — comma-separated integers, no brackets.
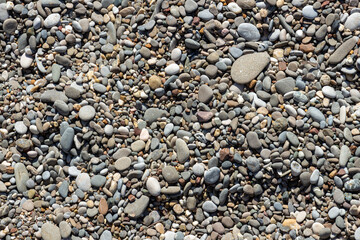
1,0,360,239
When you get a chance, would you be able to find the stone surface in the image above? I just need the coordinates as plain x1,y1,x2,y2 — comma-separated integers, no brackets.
231,52,270,84
41,222,61,240
124,196,150,218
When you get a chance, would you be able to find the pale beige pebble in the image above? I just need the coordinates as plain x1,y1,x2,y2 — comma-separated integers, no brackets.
312,222,324,235
103,14,110,23
259,8,268,18
22,200,34,211
323,98,330,107
173,204,184,214
320,74,331,85
282,219,300,230
296,211,307,223
352,129,360,135
155,223,165,234
140,128,150,141
113,173,121,181
87,200,94,208
273,49,284,59
0,181,7,192
316,91,324,98
257,107,269,115
149,75,162,89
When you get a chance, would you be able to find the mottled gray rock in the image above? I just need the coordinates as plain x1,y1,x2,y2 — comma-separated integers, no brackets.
231,52,270,84
41,222,61,240
237,23,261,41
14,163,29,193
124,195,149,218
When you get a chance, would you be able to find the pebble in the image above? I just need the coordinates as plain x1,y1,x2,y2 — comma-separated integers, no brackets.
302,5,318,19
345,12,360,30
165,64,180,75
14,163,29,193
176,138,189,163
76,173,91,192
124,196,149,218
3,18,17,34
204,167,220,184
79,105,96,121
41,223,61,240
237,23,261,41
44,13,61,28
231,52,270,84
146,177,161,196
162,166,179,183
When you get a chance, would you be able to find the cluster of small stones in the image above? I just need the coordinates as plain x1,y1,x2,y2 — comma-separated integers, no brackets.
3,0,360,239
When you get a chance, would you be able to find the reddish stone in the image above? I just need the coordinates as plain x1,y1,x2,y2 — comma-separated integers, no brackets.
278,61,287,71
196,111,214,122
98,198,108,215
299,44,315,53
220,148,230,161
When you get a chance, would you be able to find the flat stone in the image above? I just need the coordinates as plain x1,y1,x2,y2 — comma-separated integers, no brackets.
328,37,358,65
99,197,108,215
58,181,69,198
204,167,220,184
165,64,180,75
339,145,351,167
202,201,217,213
3,19,17,34
91,175,106,188
198,85,213,103
15,121,27,134
59,221,71,239
308,107,325,122
100,230,112,240
60,127,74,152
52,64,61,82
345,12,360,30
185,39,201,50
22,200,34,211
176,139,189,163
55,55,72,67
79,105,96,121
237,23,260,41
322,86,336,98
41,90,68,103
355,227,360,240
144,108,168,123
275,77,296,95
41,222,61,240
193,163,205,176
302,5,318,19
146,177,161,196
124,195,149,218
76,173,91,192
231,52,270,84
44,13,61,28
41,0,61,7
114,157,132,171
131,140,146,152
333,189,344,204
149,75,162,89
246,157,260,173
14,163,29,193
328,207,340,219
185,0,198,13
246,131,261,149
162,166,179,183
